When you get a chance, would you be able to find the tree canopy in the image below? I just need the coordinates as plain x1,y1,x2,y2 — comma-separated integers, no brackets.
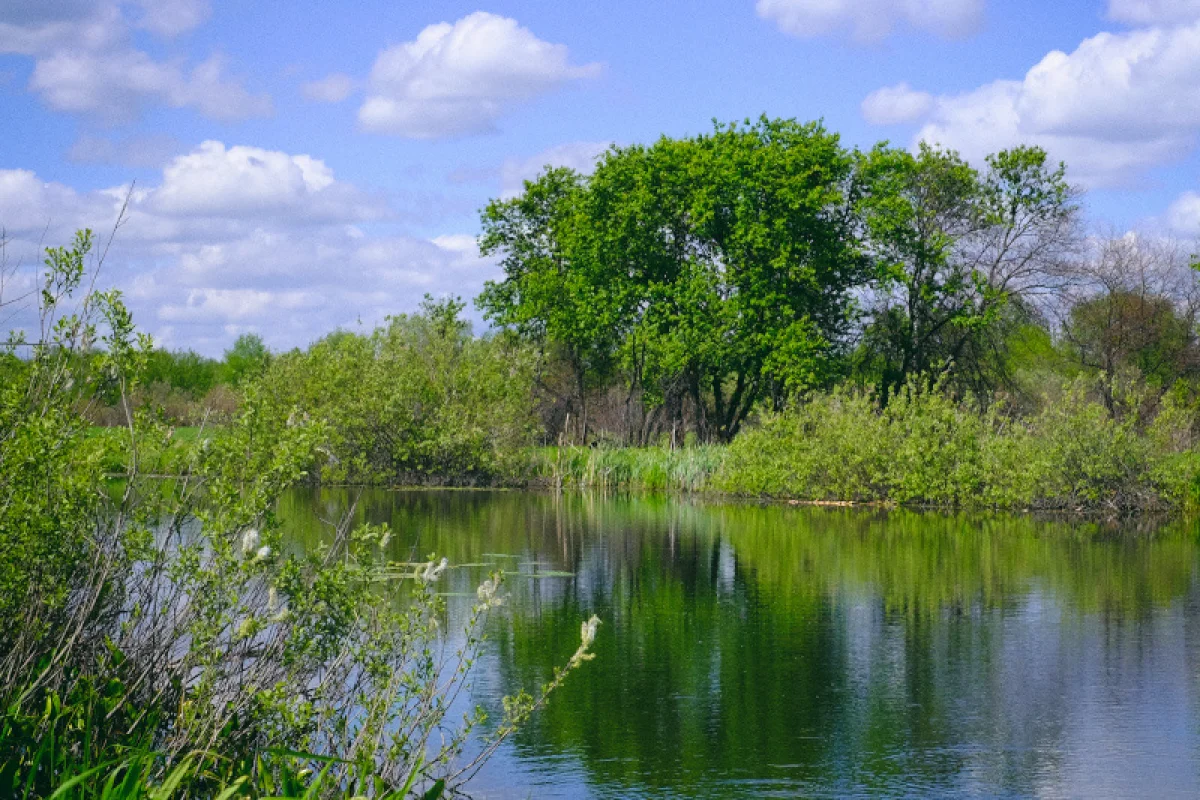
480,117,872,441
479,117,1083,441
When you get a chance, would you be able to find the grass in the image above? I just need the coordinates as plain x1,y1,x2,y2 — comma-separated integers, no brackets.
530,445,726,492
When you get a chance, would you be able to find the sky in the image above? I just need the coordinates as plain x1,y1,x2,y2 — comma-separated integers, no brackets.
2,0,1200,355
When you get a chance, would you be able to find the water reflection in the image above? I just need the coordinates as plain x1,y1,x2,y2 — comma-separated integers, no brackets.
278,490,1200,798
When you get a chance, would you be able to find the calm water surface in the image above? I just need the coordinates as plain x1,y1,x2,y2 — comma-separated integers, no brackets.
279,489,1200,799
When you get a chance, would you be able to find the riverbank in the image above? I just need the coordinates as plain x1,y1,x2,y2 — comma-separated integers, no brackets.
92,377,1200,512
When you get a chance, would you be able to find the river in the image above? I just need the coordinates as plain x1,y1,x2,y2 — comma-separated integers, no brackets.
278,488,1200,799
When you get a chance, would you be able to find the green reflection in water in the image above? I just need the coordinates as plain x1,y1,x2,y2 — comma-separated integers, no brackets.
278,489,1200,799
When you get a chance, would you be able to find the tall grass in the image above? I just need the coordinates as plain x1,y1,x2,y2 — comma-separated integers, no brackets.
531,445,726,492
4,736,440,799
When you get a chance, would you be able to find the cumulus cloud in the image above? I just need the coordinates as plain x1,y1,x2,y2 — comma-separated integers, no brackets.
0,142,497,353
0,0,268,123
357,12,602,138
152,142,342,219
0,169,97,237
1107,0,1200,26
860,83,934,125
301,72,355,103
499,140,611,197
861,21,1200,187
756,0,984,43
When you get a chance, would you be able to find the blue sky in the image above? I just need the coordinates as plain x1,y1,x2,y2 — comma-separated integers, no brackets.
3,0,1200,354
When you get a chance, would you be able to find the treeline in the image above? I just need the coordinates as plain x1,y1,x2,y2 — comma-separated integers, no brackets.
88,331,270,425
479,116,1200,445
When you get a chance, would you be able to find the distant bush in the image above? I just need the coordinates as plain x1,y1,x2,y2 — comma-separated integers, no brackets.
716,377,1200,510
260,296,540,486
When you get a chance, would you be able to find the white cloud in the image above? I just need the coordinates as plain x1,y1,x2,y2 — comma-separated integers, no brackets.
500,140,610,197
756,0,984,43
0,143,498,354
151,141,357,219
0,169,96,236
860,83,934,125
1107,0,1200,26
430,233,478,256
862,21,1200,187
30,50,271,123
1167,191,1200,236
0,1,268,123
301,72,355,103
357,12,602,138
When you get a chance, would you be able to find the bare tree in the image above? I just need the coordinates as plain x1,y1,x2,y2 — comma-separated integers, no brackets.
1060,232,1200,406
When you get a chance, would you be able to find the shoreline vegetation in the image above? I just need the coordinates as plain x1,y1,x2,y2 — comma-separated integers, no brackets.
97,370,1200,513
1,232,595,799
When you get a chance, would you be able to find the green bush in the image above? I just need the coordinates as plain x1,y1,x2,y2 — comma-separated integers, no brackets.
260,297,539,486
716,377,1200,510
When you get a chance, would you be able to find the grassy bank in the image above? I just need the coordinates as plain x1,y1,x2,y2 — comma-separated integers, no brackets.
531,381,1200,512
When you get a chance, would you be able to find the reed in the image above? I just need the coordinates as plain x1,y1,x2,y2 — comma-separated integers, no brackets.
531,445,726,492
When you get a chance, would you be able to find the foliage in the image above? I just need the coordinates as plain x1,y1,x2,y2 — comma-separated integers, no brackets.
220,334,271,387
717,376,1198,510
855,144,1079,400
1065,290,1195,386
480,117,870,442
144,349,221,398
0,233,597,798
260,296,539,485
0,229,142,647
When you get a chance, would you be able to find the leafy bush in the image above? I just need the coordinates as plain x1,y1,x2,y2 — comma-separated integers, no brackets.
260,297,538,486
716,377,1200,510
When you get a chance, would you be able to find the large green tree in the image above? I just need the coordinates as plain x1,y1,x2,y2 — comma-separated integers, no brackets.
585,119,870,440
480,117,870,442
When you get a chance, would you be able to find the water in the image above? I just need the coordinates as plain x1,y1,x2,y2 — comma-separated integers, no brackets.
278,489,1200,798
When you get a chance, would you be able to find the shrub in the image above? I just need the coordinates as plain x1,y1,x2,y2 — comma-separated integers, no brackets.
260,298,539,486
0,232,595,798
716,376,1197,510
